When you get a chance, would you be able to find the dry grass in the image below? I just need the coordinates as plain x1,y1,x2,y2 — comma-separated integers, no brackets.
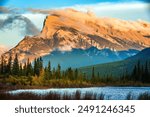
0,91,105,100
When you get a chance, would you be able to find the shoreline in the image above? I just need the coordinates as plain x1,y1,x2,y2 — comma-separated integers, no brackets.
0,86,150,100
1,83,150,92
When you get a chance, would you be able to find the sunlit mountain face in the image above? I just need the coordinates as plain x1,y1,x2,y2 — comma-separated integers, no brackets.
0,0,150,69
0,0,150,47
1,8,150,68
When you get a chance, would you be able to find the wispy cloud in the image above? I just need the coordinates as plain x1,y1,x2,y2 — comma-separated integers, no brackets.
1,1,150,21
69,2,150,21
70,2,150,11
27,8,52,14
0,6,19,14
0,14,40,35
0,14,42,46
26,2,150,21
0,6,12,13
0,6,54,15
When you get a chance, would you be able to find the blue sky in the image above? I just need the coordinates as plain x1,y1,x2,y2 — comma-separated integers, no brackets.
2,0,150,8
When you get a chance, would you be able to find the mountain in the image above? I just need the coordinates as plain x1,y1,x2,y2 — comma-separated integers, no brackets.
79,48,150,78
42,47,139,69
2,9,150,62
0,45,8,55
126,48,150,61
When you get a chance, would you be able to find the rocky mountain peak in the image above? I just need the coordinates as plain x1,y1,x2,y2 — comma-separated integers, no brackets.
2,9,150,62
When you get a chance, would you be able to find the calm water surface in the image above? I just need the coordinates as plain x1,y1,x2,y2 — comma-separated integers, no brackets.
9,87,150,100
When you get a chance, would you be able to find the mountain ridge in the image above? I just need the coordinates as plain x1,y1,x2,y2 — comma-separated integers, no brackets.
79,48,150,78
42,46,139,69
2,9,150,62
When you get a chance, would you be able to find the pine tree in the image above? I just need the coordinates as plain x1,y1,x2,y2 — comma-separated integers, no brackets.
143,61,149,82
52,68,56,79
36,58,40,76
67,67,73,80
12,54,19,75
3,59,7,74
74,69,78,79
92,67,95,79
44,65,51,81
44,67,48,80
26,59,33,76
22,62,27,76
56,64,61,79
19,63,23,76
33,58,37,76
39,57,43,71
47,61,52,78
97,72,100,79
0,56,4,74
0,56,7,74
7,55,12,74
131,65,137,81
62,71,65,79
137,60,141,81
34,57,43,76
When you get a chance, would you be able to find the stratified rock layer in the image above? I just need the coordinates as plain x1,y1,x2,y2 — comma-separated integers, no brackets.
3,9,150,62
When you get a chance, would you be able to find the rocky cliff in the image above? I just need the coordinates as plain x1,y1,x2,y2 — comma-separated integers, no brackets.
2,9,150,62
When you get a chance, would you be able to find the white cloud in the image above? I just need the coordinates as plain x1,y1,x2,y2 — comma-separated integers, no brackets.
68,2,150,22
0,14,46,47
22,14,46,30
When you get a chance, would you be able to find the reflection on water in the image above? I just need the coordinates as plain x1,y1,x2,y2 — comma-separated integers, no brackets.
9,87,150,100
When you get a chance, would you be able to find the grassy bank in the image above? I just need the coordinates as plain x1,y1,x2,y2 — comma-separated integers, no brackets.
1,79,150,92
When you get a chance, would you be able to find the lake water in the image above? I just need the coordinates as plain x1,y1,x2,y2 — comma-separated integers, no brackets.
9,87,150,100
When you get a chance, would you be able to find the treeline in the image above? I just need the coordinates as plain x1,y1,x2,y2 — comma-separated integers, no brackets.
0,54,78,78
0,54,150,87
121,61,150,83
0,54,88,86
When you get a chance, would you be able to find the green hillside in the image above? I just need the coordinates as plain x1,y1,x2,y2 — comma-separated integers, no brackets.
79,48,150,78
